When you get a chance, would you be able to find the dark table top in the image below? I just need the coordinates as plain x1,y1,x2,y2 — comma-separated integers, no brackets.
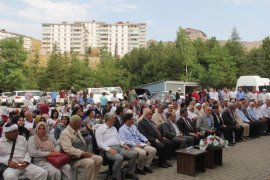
176,148,207,156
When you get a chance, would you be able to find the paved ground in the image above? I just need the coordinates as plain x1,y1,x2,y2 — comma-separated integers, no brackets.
98,136,270,180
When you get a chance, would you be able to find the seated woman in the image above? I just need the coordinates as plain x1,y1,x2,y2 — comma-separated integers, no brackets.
28,122,71,180
11,115,30,140
84,109,96,135
34,115,47,129
54,114,70,140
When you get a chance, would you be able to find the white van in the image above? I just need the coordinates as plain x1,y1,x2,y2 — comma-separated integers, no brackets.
236,75,270,92
104,87,124,100
85,88,110,104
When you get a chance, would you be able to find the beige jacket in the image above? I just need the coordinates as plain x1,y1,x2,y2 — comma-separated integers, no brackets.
59,125,86,158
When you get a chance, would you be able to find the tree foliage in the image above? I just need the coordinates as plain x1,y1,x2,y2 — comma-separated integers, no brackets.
0,28,269,92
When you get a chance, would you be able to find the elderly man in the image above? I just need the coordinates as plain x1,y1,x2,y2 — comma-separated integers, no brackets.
24,111,35,135
96,113,138,180
138,108,174,168
259,99,270,133
163,112,194,149
59,115,103,180
196,106,216,137
119,113,156,175
222,103,244,143
0,122,48,180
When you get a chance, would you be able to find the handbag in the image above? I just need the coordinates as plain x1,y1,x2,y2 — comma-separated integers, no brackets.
46,153,72,168
0,140,16,180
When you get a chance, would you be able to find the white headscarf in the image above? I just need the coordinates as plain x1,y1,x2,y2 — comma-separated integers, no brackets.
3,123,18,133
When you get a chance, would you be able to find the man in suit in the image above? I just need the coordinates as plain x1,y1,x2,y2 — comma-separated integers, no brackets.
114,106,124,131
242,100,261,137
211,102,234,146
138,108,174,168
221,103,244,144
162,112,194,149
177,108,203,145
196,106,216,137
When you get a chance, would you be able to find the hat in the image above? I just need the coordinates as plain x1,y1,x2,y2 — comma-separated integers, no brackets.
195,103,201,108
178,88,181,91
262,89,266,91
3,123,18,133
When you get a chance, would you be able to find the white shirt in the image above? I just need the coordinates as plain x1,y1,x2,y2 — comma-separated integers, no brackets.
0,135,31,165
188,110,198,120
95,124,125,151
169,120,181,136
24,119,34,130
249,93,258,100
229,91,237,99
259,93,269,103
110,96,119,103
176,110,181,121
209,91,219,101
259,104,270,118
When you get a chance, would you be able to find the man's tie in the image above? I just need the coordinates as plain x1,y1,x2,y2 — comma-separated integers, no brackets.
185,118,193,132
149,120,162,139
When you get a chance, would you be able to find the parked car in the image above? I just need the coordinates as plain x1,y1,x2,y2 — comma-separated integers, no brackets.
0,92,11,105
134,88,151,100
6,91,27,107
28,90,43,105
104,87,124,100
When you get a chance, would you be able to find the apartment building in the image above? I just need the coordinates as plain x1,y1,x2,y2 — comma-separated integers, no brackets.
42,21,146,57
0,29,32,52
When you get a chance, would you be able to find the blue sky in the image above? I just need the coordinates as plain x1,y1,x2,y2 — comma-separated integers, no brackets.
0,0,269,41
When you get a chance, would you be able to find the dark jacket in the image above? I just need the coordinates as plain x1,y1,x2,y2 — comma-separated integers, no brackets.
162,120,177,140
222,109,237,126
138,118,161,143
177,117,197,136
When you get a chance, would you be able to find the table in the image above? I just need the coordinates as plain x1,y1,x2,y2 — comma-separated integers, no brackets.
176,149,207,176
205,146,223,169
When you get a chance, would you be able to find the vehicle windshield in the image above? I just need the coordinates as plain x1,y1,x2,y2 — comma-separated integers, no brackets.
108,87,122,93
18,92,26,96
91,88,107,94
31,91,42,96
2,92,11,96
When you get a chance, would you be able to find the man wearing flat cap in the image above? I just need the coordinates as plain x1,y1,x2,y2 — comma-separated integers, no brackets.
59,115,103,180
0,122,48,180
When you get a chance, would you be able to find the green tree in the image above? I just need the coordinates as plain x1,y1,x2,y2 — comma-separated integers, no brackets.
175,27,197,80
224,27,246,76
0,37,28,91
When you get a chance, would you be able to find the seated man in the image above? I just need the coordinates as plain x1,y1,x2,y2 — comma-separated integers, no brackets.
162,112,194,149
119,113,157,175
211,104,234,146
177,108,203,145
59,115,103,180
222,103,244,143
234,102,252,140
138,108,174,168
0,122,48,180
95,113,138,180
196,106,216,137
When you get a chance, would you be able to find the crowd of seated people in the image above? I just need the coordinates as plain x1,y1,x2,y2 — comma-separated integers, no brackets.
0,87,270,180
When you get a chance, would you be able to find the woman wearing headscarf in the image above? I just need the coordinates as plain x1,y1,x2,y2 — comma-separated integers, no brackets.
54,114,70,140
0,106,9,137
11,115,30,140
28,122,71,180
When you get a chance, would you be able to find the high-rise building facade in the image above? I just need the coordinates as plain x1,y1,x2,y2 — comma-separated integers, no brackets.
0,29,32,52
42,21,146,57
